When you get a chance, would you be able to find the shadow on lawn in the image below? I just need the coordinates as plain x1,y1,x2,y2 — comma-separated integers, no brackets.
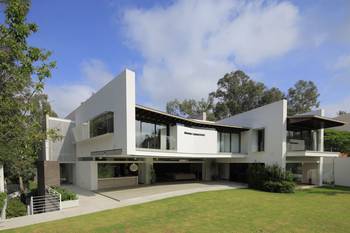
301,186,350,196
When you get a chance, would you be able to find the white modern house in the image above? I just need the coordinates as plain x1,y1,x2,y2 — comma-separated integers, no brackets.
38,69,345,191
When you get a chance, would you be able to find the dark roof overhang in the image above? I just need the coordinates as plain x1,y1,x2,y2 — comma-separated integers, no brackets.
287,115,346,131
136,105,249,133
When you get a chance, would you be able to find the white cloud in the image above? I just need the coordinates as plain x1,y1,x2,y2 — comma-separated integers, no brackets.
46,59,114,117
81,59,114,89
333,55,350,71
123,0,299,106
45,85,95,117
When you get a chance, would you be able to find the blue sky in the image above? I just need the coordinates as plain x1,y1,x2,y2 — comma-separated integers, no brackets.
18,0,350,116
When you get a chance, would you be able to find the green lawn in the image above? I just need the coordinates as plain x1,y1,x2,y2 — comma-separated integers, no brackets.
5,186,350,233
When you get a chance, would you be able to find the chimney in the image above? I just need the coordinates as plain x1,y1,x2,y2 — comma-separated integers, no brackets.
190,112,207,121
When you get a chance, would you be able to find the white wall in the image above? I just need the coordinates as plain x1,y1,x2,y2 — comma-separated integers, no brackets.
218,100,287,167
73,69,136,157
176,125,218,154
324,157,350,187
75,161,97,190
47,117,76,162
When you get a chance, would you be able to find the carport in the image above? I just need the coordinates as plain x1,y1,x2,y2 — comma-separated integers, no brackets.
153,159,203,182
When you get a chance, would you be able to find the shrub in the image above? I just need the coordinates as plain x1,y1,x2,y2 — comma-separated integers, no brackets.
263,181,295,193
52,187,77,201
0,192,7,210
247,163,265,189
247,163,295,193
6,198,27,218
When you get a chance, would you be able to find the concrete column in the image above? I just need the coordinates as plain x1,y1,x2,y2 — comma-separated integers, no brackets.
318,157,324,186
144,158,153,184
312,130,318,151
318,129,324,152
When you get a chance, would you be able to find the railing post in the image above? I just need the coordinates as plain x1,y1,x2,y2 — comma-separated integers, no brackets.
30,196,33,215
59,193,62,211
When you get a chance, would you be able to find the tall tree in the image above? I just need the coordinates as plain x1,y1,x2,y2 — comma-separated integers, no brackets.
210,70,283,119
337,110,347,116
0,0,57,191
166,97,215,121
287,80,320,115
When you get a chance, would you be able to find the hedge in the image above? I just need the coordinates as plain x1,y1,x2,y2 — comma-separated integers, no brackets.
52,186,77,201
248,163,295,193
6,198,27,218
0,192,7,210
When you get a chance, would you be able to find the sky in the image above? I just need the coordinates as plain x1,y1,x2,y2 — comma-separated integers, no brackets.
10,0,350,117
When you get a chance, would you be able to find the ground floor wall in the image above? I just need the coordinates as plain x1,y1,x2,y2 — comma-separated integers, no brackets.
323,157,350,187
286,157,323,186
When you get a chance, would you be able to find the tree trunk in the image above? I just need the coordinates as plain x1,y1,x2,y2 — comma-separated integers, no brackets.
19,175,24,193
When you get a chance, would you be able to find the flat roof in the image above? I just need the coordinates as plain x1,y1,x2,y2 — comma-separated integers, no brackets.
136,104,249,132
287,115,346,130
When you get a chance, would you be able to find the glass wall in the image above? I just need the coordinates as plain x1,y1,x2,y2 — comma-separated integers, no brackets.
218,132,240,153
287,130,319,151
90,112,114,138
98,163,138,178
136,120,168,150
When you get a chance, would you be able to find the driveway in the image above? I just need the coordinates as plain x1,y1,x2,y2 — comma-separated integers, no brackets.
0,181,246,231
98,181,246,202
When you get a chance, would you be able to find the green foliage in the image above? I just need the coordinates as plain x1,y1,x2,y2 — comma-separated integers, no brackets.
166,97,216,121
210,71,284,119
287,80,320,115
0,192,7,210
98,164,114,178
324,129,350,155
6,198,27,218
263,181,295,193
248,164,295,193
52,186,77,201
0,0,58,191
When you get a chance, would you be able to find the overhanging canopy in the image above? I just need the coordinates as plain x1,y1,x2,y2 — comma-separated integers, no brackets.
287,115,345,131
136,105,249,133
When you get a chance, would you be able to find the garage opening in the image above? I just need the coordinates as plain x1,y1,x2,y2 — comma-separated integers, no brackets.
154,162,202,182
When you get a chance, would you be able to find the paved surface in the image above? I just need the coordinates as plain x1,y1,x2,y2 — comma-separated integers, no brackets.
0,181,246,231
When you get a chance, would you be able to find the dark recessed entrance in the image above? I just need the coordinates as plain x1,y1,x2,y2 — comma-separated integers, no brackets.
153,163,202,182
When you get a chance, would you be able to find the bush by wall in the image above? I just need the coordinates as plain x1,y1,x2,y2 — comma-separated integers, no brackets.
6,198,27,218
248,164,295,193
0,192,7,210
52,187,77,201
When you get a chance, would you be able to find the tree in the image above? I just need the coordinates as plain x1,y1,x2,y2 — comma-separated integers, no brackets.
287,80,320,115
166,97,215,121
210,70,284,119
337,110,347,116
0,0,57,192
324,130,350,156
261,87,285,106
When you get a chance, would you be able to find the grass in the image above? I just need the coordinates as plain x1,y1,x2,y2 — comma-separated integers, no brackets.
5,186,350,233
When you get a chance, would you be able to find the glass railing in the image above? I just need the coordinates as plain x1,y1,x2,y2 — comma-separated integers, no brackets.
287,139,317,151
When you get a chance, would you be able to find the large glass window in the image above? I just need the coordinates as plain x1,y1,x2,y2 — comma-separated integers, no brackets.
257,129,265,152
90,112,114,138
136,120,168,150
218,132,240,153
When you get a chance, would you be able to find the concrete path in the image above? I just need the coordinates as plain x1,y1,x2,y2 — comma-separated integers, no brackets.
0,181,246,231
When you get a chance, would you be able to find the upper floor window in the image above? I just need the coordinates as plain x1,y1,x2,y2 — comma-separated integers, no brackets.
135,120,168,150
218,132,240,153
257,129,265,152
90,112,114,138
